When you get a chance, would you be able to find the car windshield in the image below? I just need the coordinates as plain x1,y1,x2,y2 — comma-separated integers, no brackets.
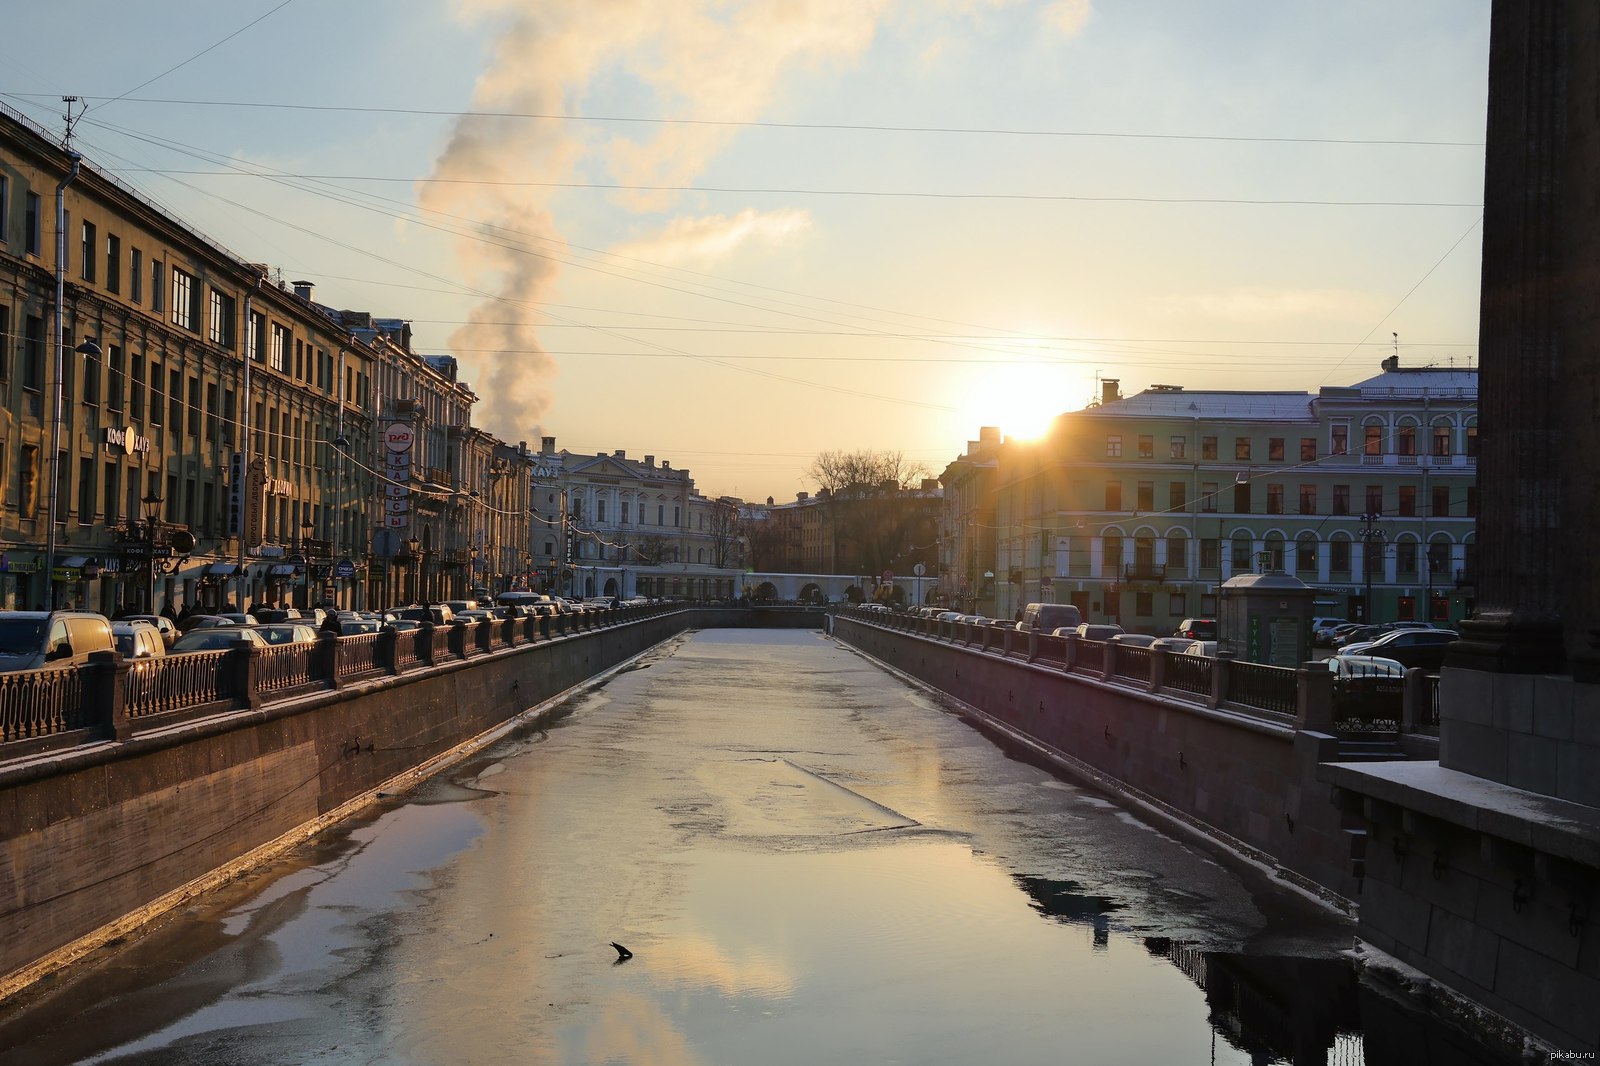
0,618,46,655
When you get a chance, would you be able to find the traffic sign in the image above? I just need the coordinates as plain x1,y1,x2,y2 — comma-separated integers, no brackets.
882,569,894,582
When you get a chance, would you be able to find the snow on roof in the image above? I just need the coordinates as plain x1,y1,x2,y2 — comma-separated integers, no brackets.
1341,366,1477,399
1086,390,1316,422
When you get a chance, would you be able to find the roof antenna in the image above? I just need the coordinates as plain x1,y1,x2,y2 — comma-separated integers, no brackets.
1392,331,1399,359
61,96,82,150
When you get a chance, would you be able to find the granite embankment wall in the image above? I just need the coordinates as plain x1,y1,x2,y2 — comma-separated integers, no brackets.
834,615,1363,904
0,608,703,996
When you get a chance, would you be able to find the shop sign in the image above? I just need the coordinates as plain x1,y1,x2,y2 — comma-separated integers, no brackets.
104,426,153,457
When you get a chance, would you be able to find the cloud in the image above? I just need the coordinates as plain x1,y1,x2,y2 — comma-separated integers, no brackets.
420,0,890,442
1041,0,1092,37
1156,286,1384,324
610,208,812,264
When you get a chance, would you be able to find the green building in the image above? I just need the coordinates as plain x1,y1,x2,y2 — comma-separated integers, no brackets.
984,358,1477,634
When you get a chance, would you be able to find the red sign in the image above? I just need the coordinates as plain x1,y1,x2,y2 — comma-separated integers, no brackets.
882,569,894,583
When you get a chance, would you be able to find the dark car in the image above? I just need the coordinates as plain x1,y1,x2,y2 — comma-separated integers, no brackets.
1346,628,1460,671
1327,655,1406,731
170,628,266,654
1173,618,1218,640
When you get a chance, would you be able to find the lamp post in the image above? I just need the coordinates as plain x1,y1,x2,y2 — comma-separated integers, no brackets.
1359,511,1386,624
300,518,315,609
408,534,422,603
44,338,102,606
137,491,190,614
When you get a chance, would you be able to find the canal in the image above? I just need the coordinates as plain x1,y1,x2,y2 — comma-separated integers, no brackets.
0,630,1517,1064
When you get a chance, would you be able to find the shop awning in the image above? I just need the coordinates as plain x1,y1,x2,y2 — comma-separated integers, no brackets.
207,562,242,576
268,564,298,577
60,556,88,568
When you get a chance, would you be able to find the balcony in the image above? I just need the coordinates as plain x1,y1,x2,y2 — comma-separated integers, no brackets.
1123,562,1166,583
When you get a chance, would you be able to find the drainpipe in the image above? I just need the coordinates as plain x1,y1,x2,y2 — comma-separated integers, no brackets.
45,154,82,608
236,271,264,611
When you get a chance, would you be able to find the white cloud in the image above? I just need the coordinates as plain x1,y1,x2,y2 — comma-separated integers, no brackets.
1041,0,1092,37
611,208,813,264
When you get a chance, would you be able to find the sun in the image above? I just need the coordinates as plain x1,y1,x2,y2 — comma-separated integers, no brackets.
956,362,1085,442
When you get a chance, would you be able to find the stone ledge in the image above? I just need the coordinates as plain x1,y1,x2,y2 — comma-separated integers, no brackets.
1319,759,1600,869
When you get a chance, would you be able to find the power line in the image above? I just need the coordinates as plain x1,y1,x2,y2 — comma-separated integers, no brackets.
0,92,1487,147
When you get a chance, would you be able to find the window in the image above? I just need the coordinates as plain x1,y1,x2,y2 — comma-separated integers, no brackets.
1432,485,1450,517
25,191,41,255
1466,425,1478,458
1169,482,1186,511
1200,482,1217,512
1300,437,1316,462
23,314,44,390
1299,484,1317,514
248,311,266,362
1296,535,1318,573
0,304,8,379
77,456,95,524
130,248,142,303
1105,435,1122,458
1364,424,1383,456
1365,485,1383,514
1137,434,1153,458
1201,436,1217,460
18,444,38,519
55,450,69,525
104,464,120,526
151,260,164,313
598,499,607,523
105,234,120,293
187,375,200,437
169,369,182,430
1331,424,1349,455
1398,485,1416,516
1169,435,1186,459
1105,480,1122,510
130,357,145,421
1433,424,1451,457
1268,437,1284,462
1333,484,1350,515
1266,484,1284,514
206,383,218,442
1103,535,1124,571
1396,541,1417,575
1398,424,1416,456
208,289,235,347
148,360,163,426
81,222,96,283
1467,487,1479,516
1200,539,1220,570
270,323,289,371
82,346,100,406
1230,535,1252,573
171,267,196,329
0,176,6,245
223,389,235,446
1134,592,1153,617
1136,481,1154,511
1330,539,1351,574
1233,480,1251,513
1235,436,1252,461
674,506,681,527
658,504,664,525
621,501,630,524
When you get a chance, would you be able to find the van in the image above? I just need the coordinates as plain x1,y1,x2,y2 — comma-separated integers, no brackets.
0,610,116,672
1016,602,1083,634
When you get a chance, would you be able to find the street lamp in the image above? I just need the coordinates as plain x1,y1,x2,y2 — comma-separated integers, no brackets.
1359,511,1386,624
300,518,316,609
408,534,422,603
137,491,190,614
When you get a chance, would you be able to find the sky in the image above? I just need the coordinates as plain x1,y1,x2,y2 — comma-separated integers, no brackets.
3,1,1490,504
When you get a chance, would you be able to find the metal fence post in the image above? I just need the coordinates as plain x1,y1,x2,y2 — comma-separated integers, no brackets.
231,639,262,711
376,626,399,675
86,651,133,741
419,622,437,666
318,632,343,690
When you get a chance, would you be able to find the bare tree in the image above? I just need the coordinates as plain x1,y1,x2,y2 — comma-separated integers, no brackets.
806,449,929,495
708,498,743,569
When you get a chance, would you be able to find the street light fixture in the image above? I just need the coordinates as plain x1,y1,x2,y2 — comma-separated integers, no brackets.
407,534,422,603
137,491,190,613
300,518,316,609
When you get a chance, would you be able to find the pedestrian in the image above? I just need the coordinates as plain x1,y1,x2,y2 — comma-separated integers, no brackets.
161,601,179,624
178,601,194,622
320,611,343,637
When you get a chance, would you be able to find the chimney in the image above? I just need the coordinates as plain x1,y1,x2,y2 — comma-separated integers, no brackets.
292,280,315,302
644,455,654,468
980,426,1000,444
1382,355,1400,372
540,436,556,455
797,491,809,501
1101,378,1121,405
766,496,774,506
921,478,939,492
614,449,625,459
662,460,670,469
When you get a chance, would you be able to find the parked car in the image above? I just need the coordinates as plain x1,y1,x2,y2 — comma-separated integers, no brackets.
442,599,480,616
391,604,455,626
452,609,496,624
1311,617,1351,646
1183,641,1219,657
1172,617,1218,640
110,619,167,660
169,628,266,654
123,613,178,648
0,610,115,672
180,614,238,633
247,623,320,646
1340,628,1460,670
1016,602,1084,635
1070,623,1125,642
1333,625,1385,649
1152,636,1197,653
1108,633,1159,648
384,618,423,632
1326,655,1407,728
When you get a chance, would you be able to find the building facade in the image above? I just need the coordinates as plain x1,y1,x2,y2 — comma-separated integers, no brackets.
985,362,1478,633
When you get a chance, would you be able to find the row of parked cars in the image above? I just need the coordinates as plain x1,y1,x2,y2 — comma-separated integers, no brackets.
0,593,646,672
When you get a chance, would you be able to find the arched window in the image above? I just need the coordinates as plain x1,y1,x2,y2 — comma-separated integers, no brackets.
1396,419,1418,457
1296,533,1318,573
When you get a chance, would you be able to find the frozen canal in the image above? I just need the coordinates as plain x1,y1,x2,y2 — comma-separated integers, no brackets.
0,630,1515,1064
